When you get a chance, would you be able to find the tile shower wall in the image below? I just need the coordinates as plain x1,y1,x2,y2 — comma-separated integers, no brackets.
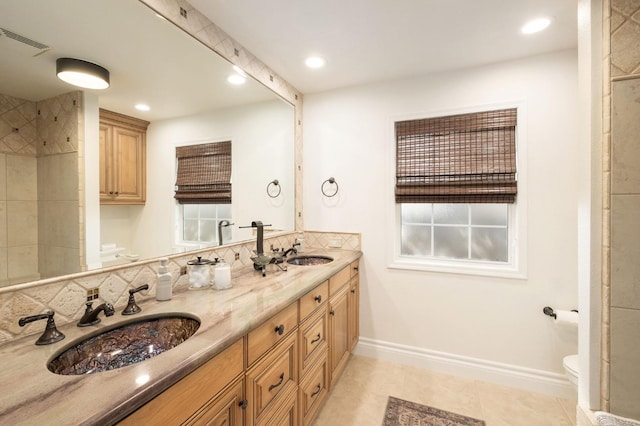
606,0,640,419
36,92,82,279
0,231,360,345
0,92,82,286
0,94,39,285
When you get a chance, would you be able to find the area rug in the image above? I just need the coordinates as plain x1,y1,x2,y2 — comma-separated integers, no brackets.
382,396,485,426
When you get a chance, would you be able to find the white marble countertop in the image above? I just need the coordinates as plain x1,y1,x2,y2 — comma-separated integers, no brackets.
0,249,361,426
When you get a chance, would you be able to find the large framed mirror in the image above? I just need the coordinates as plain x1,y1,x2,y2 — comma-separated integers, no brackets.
0,0,295,287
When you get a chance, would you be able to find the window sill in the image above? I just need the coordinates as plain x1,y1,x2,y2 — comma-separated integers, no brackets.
389,256,527,280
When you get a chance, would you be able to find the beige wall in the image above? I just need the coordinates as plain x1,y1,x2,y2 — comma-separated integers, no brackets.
605,0,640,419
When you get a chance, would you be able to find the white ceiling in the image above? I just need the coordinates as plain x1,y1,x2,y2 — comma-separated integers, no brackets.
190,0,578,94
0,0,278,121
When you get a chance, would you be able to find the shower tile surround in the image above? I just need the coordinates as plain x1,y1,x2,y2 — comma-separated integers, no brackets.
604,0,640,419
0,92,82,286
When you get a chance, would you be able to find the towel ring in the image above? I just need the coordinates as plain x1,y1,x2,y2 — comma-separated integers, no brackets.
321,177,339,197
267,179,281,198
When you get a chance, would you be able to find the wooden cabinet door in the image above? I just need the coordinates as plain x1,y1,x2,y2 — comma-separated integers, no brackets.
329,286,349,386
185,377,244,426
348,275,359,351
98,123,112,199
99,109,148,205
118,339,243,425
112,126,145,203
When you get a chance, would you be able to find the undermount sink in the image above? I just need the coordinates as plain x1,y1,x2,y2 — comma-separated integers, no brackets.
286,255,334,266
47,314,200,375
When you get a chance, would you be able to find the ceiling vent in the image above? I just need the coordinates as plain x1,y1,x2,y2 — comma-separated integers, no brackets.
0,28,50,56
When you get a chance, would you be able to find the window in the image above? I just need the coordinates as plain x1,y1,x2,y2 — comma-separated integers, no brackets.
175,141,233,246
401,203,509,262
180,203,232,246
394,108,519,273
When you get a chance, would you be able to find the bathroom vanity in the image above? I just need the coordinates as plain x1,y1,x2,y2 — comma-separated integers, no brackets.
0,249,361,425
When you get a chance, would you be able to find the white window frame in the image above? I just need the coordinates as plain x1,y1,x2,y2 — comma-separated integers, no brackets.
387,101,528,279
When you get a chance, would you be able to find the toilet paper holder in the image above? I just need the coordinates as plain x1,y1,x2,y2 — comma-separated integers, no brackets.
543,306,578,319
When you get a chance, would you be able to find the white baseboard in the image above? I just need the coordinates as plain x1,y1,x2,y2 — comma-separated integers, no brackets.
353,337,577,400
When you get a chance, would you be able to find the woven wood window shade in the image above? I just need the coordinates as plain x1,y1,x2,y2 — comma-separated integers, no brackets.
395,108,517,204
175,141,232,204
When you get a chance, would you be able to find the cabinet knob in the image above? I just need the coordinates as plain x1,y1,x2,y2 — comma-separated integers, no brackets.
329,310,335,316
274,324,285,335
353,266,359,272
239,399,248,409
351,289,356,294
314,295,322,303
109,191,114,195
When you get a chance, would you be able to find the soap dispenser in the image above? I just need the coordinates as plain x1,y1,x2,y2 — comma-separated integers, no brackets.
156,258,172,301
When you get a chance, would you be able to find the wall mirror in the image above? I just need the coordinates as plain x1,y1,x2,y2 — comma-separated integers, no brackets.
0,0,295,288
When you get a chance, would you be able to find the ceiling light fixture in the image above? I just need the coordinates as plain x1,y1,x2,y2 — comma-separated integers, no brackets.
305,56,326,69
521,17,551,34
56,58,110,89
135,104,150,112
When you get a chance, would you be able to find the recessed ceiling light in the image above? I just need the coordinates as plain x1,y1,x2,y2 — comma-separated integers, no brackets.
521,17,551,34
135,103,150,111
227,74,246,85
305,56,326,69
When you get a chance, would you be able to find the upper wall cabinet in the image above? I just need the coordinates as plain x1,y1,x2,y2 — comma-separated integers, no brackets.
99,109,149,204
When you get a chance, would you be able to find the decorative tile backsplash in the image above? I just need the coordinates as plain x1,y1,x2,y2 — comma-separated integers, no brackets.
0,231,359,345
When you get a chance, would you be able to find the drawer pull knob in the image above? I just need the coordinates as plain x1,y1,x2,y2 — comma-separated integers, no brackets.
351,289,356,294
329,310,335,316
274,324,285,335
314,295,322,303
239,399,248,409
311,333,321,344
354,266,359,271
311,384,322,397
268,373,285,392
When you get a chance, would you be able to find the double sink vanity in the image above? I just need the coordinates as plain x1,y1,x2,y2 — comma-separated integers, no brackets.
0,249,361,425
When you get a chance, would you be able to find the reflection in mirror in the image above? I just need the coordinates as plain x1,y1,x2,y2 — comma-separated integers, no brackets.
0,0,295,287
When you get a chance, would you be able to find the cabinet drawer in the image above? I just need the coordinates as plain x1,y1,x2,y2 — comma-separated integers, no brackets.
260,384,298,426
246,331,298,426
299,356,329,426
299,280,328,321
329,266,350,296
248,302,298,366
299,307,328,379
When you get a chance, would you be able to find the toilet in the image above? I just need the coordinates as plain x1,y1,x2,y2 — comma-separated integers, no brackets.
563,354,579,388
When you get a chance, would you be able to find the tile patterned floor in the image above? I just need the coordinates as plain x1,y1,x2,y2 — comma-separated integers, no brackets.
313,355,577,426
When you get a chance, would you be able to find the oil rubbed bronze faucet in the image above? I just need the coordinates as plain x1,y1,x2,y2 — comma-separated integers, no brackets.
122,284,149,315
77,301,115,327
18,311,65,345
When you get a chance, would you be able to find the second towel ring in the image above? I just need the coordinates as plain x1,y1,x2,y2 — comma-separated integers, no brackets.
267,179,281,198
321,177,339,197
